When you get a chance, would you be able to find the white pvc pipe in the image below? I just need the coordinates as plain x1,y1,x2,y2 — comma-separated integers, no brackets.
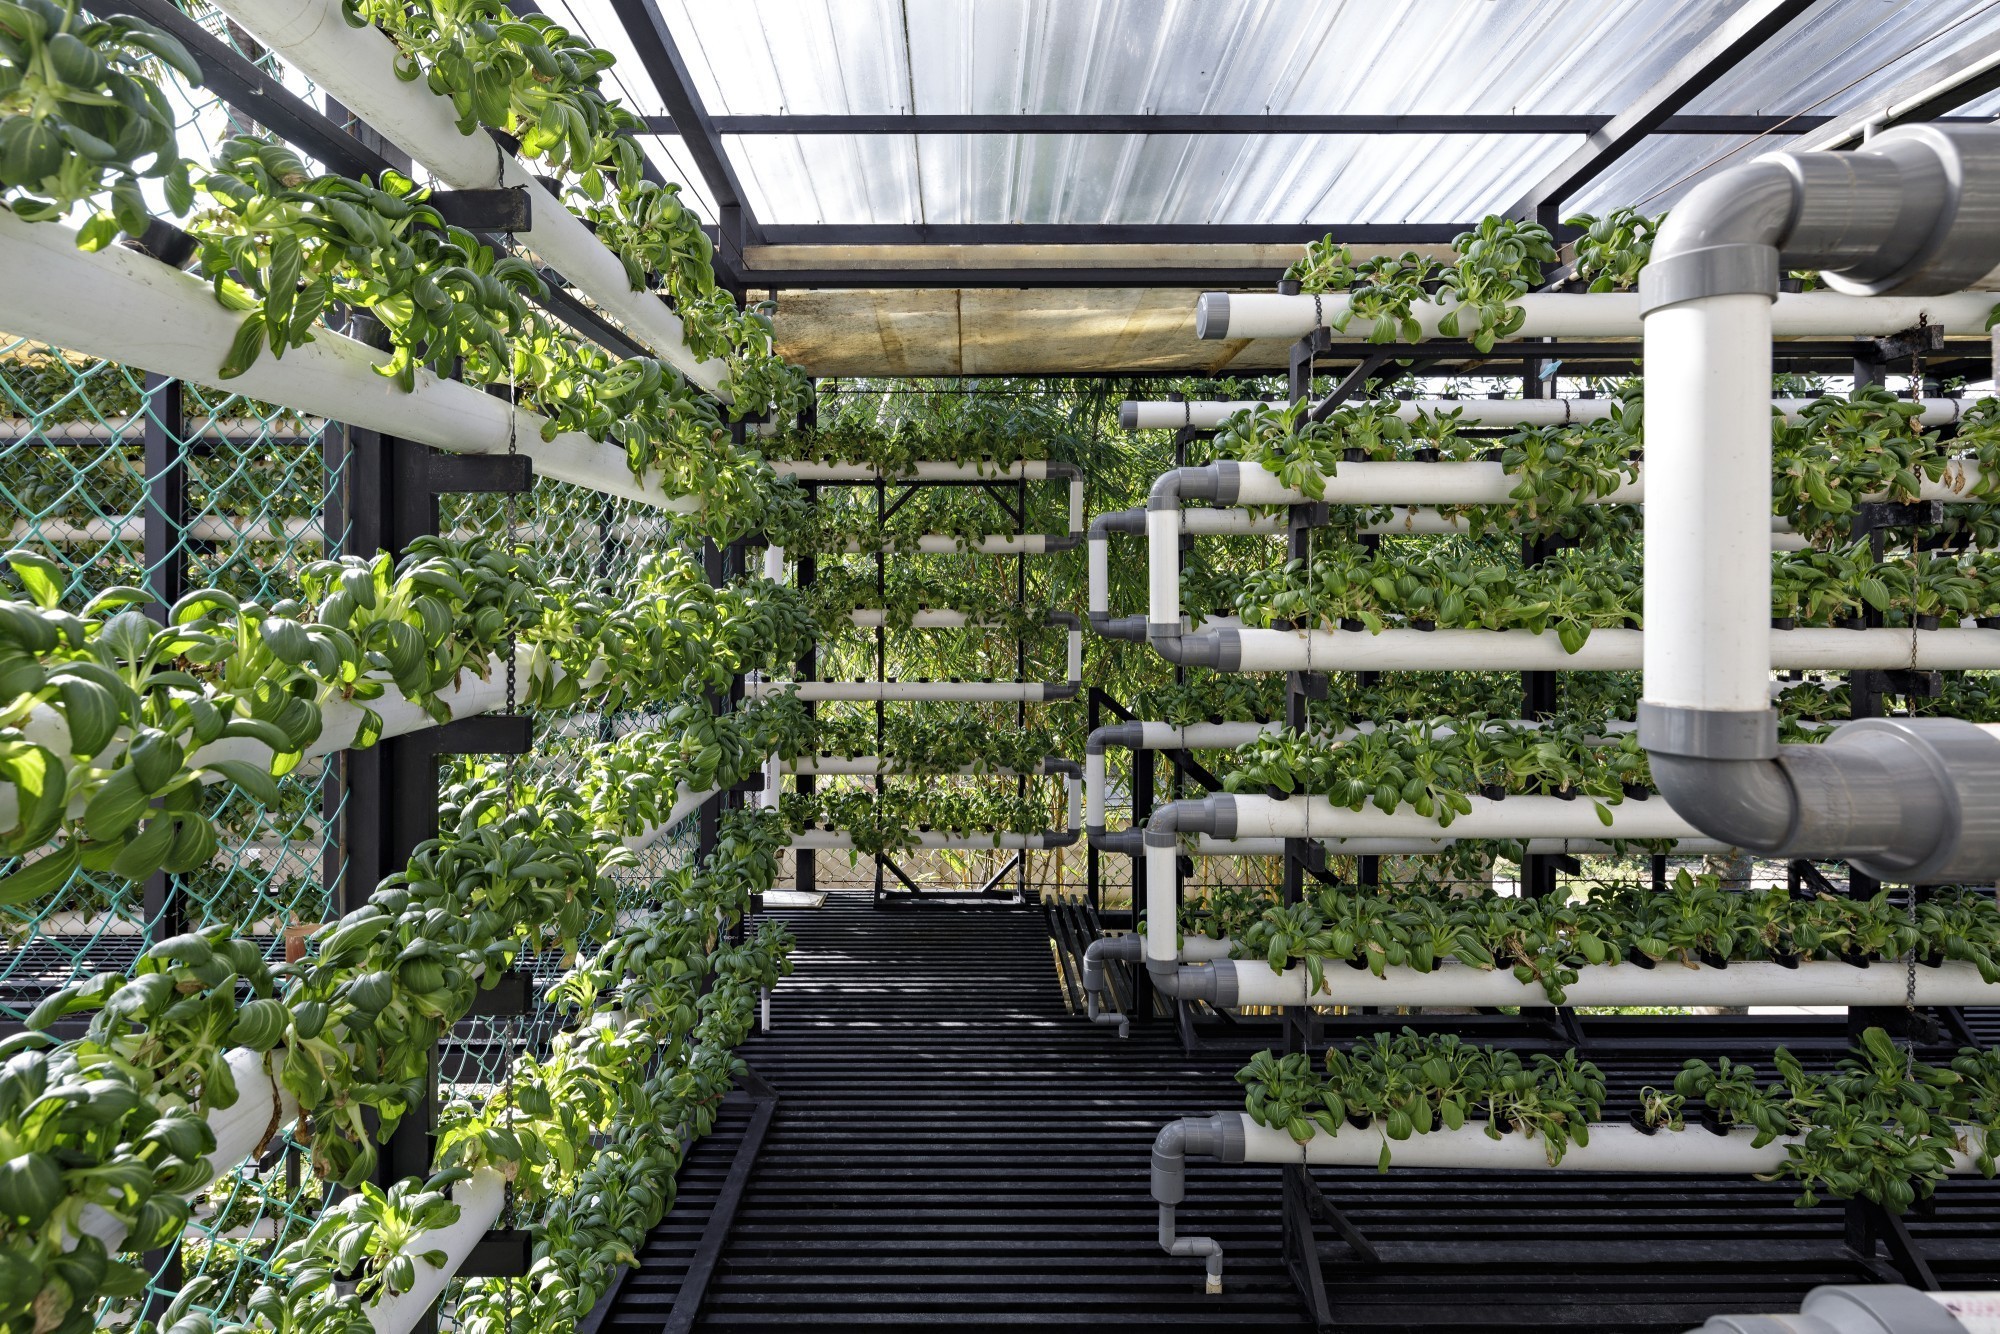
1155,834,1732,856
1197,626,2000,673
1645,293,1775,716
0,212,700,512
790,830,1073,850
844,610,1065,631
768,460,1064,482
1229,1115,1982,1176
1219,792,1722,843
1197,290,2000,343
76,1046,295,1253
831,535,1068,555
0,415,323,440
763,545,786,582
1068,627,1084,682
1086,723,1277,835
209,0,725,396
2,650,536,830
362,1168,507,1334
1122,396,1973,432
622,785,712,853
7,517,324,544
786,756,1063,777
745,679,1071,702
1218,957,2000,1009
1147,508,1180,628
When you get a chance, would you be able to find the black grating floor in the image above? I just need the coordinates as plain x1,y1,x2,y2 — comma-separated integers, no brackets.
597,889,2000,1334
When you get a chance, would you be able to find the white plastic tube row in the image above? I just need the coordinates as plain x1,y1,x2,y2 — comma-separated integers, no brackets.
0,212,700,512
209,0,726,395
744,679,1075,702
768,462,1085,534
790,830,1073,851
1121,396,1975,432
1194,290,2000,344
1212,956,2000,1008
830,535,1073,555
1,649,535,831
1186,626,2000,673
1227,1115,1982,1176
1142,795,1706,967
1084,722,1278,832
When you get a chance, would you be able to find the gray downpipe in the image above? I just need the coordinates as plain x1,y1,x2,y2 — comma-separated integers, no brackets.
1641,124,2000,884
1087,510,1149,639
1152,1114,1245,1294
1080,932,1142,1036
1085,722,1145,839
1145,466,1241,666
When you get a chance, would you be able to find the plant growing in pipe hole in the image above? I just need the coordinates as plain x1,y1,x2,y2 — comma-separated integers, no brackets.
0,0,200,235
1343,252,1439,345
1636,1084,1686,1131
1282,236,1356,293
1674,1032,2000,1213
1223,877,2000,1004
1240,1031,1607,1167
1436,218,1559,353
1562,207,1659,292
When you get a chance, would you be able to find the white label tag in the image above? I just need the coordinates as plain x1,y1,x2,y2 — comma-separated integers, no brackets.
1931,1292,2000,1334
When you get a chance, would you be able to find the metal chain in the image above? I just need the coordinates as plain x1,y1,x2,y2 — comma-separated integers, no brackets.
504,374,520,794
1905,887,1920,1079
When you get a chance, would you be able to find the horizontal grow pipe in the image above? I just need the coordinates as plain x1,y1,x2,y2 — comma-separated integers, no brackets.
789,829,1078,851
77,1045,298,1253
8,517,325,544
1152,1114,1982,1291
767,461,1085,533
208,0,726,396
2,648,544,832
1153,626,2000,673
1088,828,1731,857
786,756,1080,778
0,211,701,511
845,608,1077,631
828,534,1079,555
1138,794,1711,983
1185,955,2000,1010
744,679,1078,702
1638,122,2000,884
0,415,323,440
1119,396,1976,432
1084,720,1278,834
1191,290,2000,343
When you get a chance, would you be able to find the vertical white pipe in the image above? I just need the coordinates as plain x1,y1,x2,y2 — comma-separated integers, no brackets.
1070,478,1085,534
1146,836,1179,965
1643,293,1776,715
1067,629,1084,683
1146,509,1181,628
365,1169,508,1334
1088,535,1109,615
1066,775,1082,832
763,545,785,582
1086,750,1107,830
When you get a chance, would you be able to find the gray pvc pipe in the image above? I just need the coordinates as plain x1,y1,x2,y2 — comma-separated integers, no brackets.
1151,1114,1243,1294
1639,123,2000,884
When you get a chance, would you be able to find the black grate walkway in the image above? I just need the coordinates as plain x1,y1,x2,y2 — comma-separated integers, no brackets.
597,890,2000,1333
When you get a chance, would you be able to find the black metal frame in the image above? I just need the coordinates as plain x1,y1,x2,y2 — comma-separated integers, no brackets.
658,112,1915,138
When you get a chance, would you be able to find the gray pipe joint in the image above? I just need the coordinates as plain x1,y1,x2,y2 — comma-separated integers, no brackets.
1686,1285,1970,1334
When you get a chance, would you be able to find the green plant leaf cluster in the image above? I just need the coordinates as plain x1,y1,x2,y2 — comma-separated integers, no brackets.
1436,218,1558,353
1223,872,2000,1005
0,0,198,230
1675,1029,2000,1213
1240,1030,1606,1165
1562,207,1659,292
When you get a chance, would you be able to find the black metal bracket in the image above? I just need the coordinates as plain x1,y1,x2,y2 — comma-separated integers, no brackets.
1846,1198,1941,1290
1851,499,1944,535
426,451,535,495
415,713,535,758
463,969,533,1018
1867,322,1947,364
427,187,533,232
1282,1163,1373,1331
460,1230,533,1278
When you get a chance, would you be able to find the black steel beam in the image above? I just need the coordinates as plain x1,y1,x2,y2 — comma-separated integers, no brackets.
1508,0,1819,221
753,222,1469,246
608,0,757,272
84,0,398,181
649,111,1906,137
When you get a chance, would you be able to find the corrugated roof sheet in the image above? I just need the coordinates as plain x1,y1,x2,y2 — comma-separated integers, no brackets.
557,0,2000,228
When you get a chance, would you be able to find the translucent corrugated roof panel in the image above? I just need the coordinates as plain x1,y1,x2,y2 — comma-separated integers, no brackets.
560,0,2000,227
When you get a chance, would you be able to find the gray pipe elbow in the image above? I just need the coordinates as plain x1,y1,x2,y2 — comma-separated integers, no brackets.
1652,719,2000,883
1091,613,1149,640
1090,509,1145,538
1042,830,1080,848
1087,723,1145,756
1042,757,1084,778
1148,628,1238,669
1090,828,1143,856
1044,461,1082,481
1042,534,1081,553
1148,466,1225,512
1045,611,1081,630
1082,933,1142,999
